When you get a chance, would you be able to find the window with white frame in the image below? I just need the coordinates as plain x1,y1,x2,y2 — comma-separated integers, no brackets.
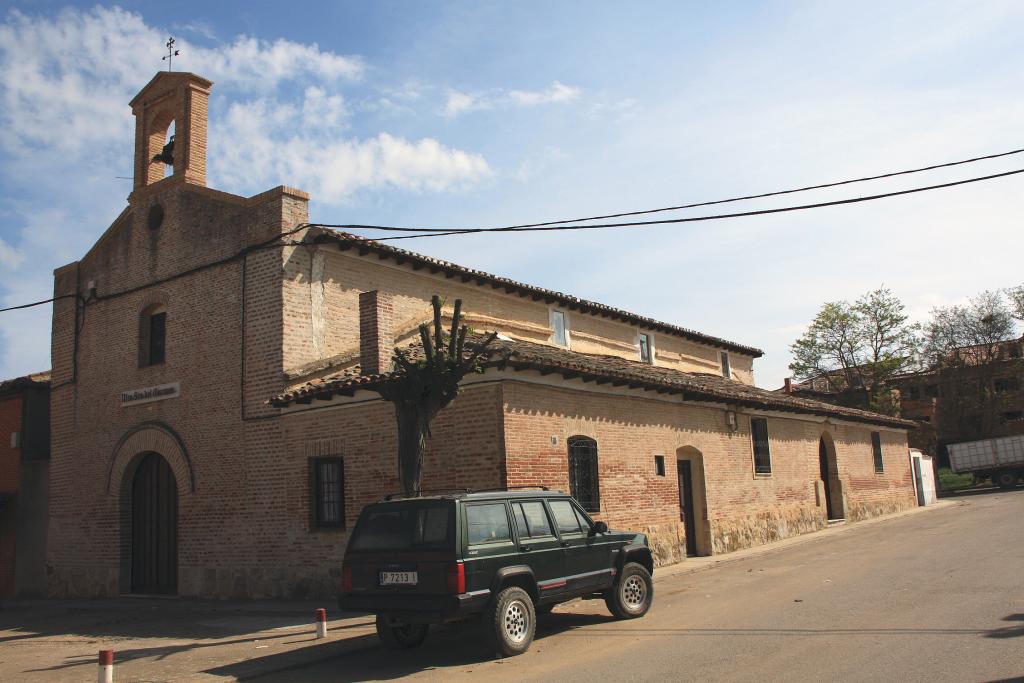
721,351,731,379
639,333,653,364
552,310,568,347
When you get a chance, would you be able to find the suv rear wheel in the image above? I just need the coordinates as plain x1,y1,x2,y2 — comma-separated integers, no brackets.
484,586,536,656
605,562,653,619
375,615,429,649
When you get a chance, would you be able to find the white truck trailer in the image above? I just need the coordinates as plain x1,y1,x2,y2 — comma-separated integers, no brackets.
947,434,1024,489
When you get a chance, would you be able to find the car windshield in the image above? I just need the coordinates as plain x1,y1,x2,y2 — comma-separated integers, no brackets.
349,502,453,551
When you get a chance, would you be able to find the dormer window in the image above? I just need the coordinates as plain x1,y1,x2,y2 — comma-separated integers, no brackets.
139,304,166,367
552,310,568,347
639,333,653,364
721,351,731,379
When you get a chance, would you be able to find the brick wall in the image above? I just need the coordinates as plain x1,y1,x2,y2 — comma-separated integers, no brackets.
47,181,308,598
0,393,21,597
497,374,914,564
281,247,757,386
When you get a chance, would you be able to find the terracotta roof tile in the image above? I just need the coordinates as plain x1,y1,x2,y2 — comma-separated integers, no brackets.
271,336,911,429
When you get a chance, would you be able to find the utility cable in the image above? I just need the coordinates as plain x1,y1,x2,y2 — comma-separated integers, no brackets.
333,166,1024,242
316,146,1024,235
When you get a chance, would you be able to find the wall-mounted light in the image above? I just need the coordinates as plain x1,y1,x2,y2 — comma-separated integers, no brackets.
725,410,738,431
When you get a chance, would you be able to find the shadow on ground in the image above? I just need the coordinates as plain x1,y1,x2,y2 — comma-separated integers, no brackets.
0,598,356,646
205,611,614,681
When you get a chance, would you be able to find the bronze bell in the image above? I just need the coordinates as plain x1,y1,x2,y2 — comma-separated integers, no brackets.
152,135,175,165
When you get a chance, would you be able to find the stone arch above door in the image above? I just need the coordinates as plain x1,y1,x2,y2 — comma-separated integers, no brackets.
106,422,194,497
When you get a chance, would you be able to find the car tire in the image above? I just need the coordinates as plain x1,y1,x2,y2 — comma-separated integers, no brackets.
484,586,536,657
994,471,1019,489
605,562,654,619
376,615,429,649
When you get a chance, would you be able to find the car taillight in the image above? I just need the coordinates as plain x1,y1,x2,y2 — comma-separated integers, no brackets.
341,565,353,592
446,562,465,594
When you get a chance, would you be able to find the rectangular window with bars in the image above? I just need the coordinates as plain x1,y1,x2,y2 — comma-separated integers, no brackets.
750,417,772,474
310,457,345,529
721,351,731,379
871,432,884,473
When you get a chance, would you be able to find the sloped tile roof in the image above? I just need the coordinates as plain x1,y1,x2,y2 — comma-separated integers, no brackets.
271,336,912,429
308,227,763,358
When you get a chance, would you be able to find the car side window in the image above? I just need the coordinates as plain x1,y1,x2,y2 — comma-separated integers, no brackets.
572,504,593,532
512,501,554,538
548,499,585,535
466,503,512,546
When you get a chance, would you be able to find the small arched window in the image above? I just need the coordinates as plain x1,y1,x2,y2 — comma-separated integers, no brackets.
139,304,167,367
567,436,600,512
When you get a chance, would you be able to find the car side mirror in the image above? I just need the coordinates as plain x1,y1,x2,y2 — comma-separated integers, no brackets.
590,521,608,535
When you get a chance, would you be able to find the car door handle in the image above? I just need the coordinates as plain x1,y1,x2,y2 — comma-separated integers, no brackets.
560,541,571,547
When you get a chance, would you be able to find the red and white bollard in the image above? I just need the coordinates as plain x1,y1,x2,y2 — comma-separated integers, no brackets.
98,650,114,683
315,608,328,639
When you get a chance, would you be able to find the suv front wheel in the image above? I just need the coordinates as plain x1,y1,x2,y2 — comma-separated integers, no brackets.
605,562,654,619
376,615,429,649
484,586,536,656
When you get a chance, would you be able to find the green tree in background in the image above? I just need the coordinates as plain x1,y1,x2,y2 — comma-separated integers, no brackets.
789,287,918,414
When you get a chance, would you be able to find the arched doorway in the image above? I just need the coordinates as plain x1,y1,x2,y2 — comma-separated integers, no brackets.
676,447,712,556
818,435,844,521
131,452,178,594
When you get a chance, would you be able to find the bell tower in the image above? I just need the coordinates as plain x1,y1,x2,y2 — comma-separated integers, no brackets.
129,72,213,194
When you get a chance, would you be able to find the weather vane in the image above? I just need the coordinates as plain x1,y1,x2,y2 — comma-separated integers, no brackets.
162,37,179,72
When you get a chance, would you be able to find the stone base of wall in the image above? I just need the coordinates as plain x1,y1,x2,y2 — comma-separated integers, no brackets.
712,504,826,555
846,494,916,523
47,566,119,598
639,521,686,567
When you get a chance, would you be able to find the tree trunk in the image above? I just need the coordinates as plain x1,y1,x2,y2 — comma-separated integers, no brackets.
395,402,428,496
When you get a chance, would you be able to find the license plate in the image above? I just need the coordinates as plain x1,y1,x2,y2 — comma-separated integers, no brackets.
379,571,417,586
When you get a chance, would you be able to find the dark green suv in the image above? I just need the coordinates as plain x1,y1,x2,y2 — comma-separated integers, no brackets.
339,488,654,656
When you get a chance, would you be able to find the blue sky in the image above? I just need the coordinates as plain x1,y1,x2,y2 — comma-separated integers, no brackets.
1,1,1022,387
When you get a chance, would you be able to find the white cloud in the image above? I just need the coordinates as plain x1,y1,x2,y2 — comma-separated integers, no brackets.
507,81,581,106
443,89,487,118
442,81,583,118
192,36,363,88
0,6,363,156
0,238,21,268
212,94,490,200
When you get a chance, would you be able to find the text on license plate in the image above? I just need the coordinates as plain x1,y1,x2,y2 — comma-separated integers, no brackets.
380,571,417,586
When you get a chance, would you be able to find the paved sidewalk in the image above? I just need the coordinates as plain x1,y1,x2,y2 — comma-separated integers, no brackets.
0,499,955,682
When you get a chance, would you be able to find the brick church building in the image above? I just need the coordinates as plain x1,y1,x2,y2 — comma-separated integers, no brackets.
47,72,918,598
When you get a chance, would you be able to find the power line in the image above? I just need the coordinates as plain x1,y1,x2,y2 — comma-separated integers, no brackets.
336,166,1024,242
320,146,1024,236
0,294,76,313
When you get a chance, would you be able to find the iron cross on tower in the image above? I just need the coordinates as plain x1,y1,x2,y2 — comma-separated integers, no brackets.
162,37,179,71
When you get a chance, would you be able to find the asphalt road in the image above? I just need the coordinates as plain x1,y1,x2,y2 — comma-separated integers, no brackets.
275,489,1024,683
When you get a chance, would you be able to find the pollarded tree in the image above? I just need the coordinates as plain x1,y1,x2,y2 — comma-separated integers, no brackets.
789,287,919,413
373,295,497,496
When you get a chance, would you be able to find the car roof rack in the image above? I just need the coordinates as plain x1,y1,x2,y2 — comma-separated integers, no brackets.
380,488,471,501
468,485,552,494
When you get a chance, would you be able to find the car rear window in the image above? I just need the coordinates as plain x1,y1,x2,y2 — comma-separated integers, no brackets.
349,503,452,551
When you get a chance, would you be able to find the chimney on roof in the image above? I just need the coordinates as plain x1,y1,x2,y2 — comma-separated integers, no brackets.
784,377,793,394
359,290,394,375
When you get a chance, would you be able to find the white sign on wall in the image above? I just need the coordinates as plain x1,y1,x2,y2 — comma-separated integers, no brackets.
120,382,180,407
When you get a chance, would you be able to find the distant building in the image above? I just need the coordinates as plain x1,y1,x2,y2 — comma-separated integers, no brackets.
893,337,1024,456
0,371,50,598
46,72,917,599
